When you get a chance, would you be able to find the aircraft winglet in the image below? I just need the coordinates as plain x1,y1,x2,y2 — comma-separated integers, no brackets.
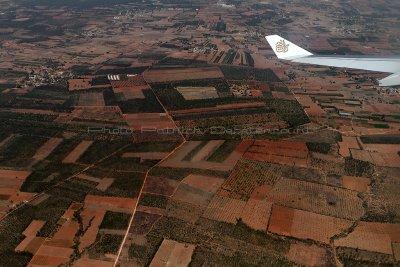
265,35,313,60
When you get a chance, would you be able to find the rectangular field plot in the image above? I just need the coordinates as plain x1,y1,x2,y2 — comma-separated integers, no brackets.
267,178,364,220
334,221,400,255
77,92,105,107
176,86,219,100
268,205,352,244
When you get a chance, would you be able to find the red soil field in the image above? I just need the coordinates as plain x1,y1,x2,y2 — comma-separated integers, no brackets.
335,221,400,255
341,176,370,192
84,195,137,214
268,205,352,244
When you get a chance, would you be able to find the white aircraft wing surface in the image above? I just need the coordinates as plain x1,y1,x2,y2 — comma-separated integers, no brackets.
265,35,400,86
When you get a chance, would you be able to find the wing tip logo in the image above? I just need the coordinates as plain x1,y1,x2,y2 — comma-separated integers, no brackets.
276,39,289,53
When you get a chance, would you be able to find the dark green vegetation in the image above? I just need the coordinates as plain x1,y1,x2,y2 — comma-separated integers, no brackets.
266,99,310,127
360,134,400,144
0,134,47,167
0,111,72,137
21,161,84,193
89,234,123,255
104,171,144,198
99,211,131,230
139,194,169,209
129,244,147,259
79,139,131,164
79,168,144,198
0,194,72,266
306,142,332,154
105,89,164,113
373,123,389,129
152,79,242,111
337,247,396,266
0,86,73,112
344,158,374,177
137,217,293,266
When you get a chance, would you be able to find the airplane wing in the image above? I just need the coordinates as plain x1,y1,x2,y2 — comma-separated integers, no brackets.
265,35,400,87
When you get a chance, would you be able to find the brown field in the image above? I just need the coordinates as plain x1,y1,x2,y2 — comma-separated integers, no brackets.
52,220,79,247
335,221,400,255
70,106,126,124
172,184,212,207
149,239,196,267
32,137,63,161
74,257,114,267
170,102,266,116
29,254,73,266
25,237,46,255
144,67,223,83
250,184,273,200
62,140,93,164
123,113,177,131
350,148,400,168
167,199,205,224
341,176,370,192
29,246,74,266
0,169,31,181
76,174,114,191
361,143,400,155
339,136,360,157
68,78,92,91
182,174,224,194
176,86,219,100
221,159,281,200
268,205,352,244
111,75,149,100
243,140,309,168
22,220,46,237
168,174,225,223
142,176,179,196
80,208,106,251
77,92,105,107
0,168,32,217
129,211,162,235
84,195,137,214
16,220,46,252
122,152,169,163
241,199,272,231
202,195,247,224
267,178,365,220
295,95,326,117
286,243,329,267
